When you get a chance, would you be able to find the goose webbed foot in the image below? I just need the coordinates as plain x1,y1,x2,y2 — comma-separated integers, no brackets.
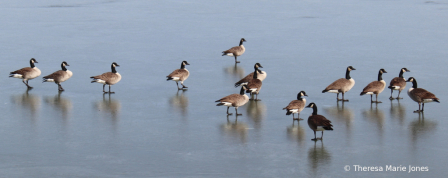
338,99,349,102
293,118,303,121
311,138,322,141
396,97,403,100
389,96,395,100
104,91,115,94
236,113,243,116
371,101,382,103
254,99,261,101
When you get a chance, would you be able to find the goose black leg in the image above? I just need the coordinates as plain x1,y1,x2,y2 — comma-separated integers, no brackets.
226,107,232,115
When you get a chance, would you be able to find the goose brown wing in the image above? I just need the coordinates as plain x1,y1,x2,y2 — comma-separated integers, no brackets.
362,81,385,93
235,72,254,87
43,70,65,79
10,67,33,75
412,88,439,100
215,94,241,103
389,77,405,87
223,46,243,54
167,69,188,78
247,79,262,89
325,78,350,90
284,100,302,110
310,115,333,129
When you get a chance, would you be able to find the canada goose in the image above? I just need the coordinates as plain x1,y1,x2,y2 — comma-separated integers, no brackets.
9,58,41,89
406,77,440,113
306,102,333,141
283,91,308,121
388,68,410,100
216,85,250,115
42,61,73,91
322,66,356,101
222,38,246,63
90,62,122,93
245,68,263,101
234,63,267,87
360,68,387,103
166,61,190,90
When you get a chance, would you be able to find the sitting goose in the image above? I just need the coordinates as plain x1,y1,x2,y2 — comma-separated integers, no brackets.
166,61,190,90
245,68,263,101
222,38,246,63
388,67,410,100
406,77,440,113
283,91,308,121
322,66,356,102
91,62,122,93
234,63,267,87
216,85,249,115
10,58,41,89
360,68,387,103
306,102,333,141
42,61,73,91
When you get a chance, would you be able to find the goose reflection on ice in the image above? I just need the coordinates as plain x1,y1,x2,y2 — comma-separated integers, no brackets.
362,103,385,137
11,88,41,119
169,90,189,117
223,64,245,80
286,122,305,147
95,93,121,121
409,113,437,148
323,102,354,131
220,116,248,144
307,141,331,176
389,100,406,126
245,100,266,129
45,91,73,120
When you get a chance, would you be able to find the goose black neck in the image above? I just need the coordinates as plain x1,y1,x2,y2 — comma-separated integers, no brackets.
398,70,404,78
180,63,186,69
111,65,117,73
411,79,417,88
345,68,351,79
61,64,67,71
377,71,383,81
297,94,303,100
240,86,245,95
239,40,244,46
30,60,35,68
253,69,258,79
312,105,318,115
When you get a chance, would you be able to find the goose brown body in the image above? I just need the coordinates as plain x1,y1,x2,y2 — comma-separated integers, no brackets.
10,58,41,88
91,62,121,93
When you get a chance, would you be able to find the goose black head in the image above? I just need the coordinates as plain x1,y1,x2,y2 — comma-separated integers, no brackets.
306,102,316,108
347,66,355,71
62,61,69,66
379,68,387,74
112,62,120,67
31,58,38,63
401,68,410,73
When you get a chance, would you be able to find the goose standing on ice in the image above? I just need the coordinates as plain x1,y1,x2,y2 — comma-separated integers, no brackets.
90,62,122,93
222,38,246,63
406,77,440,113
10,58,41,89
388,67,410,100
42,61,73,91
166,61,190,90
322,66,356,102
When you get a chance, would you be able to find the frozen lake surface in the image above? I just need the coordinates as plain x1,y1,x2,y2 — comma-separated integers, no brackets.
0,0,447,177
